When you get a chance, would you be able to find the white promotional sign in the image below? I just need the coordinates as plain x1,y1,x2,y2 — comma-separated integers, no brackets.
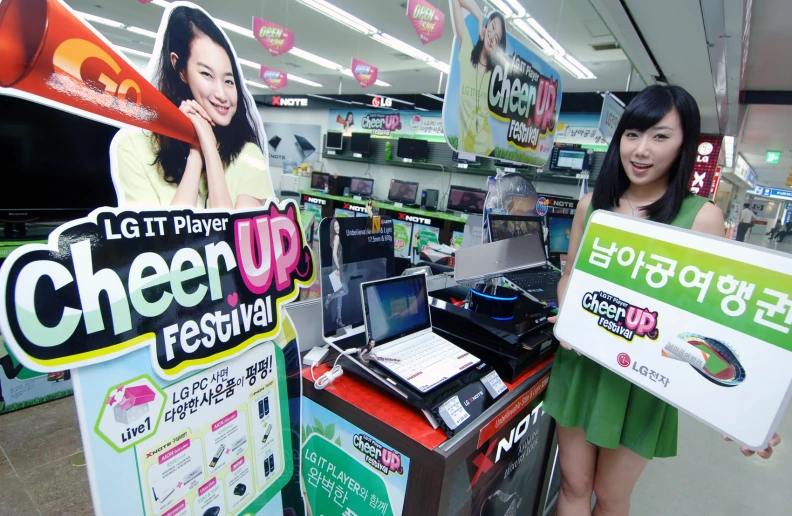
555,211,792,449
597,93,625,144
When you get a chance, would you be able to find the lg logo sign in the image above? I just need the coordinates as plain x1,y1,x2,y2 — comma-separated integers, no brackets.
696,141,714,163
272,96,308,107
372,96,393,107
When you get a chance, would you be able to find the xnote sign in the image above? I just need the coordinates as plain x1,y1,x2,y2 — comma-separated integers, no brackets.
271,96,308,107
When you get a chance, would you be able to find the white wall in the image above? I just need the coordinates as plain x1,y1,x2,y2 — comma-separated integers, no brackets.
258,107,580,205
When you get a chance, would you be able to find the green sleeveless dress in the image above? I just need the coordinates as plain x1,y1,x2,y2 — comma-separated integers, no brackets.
542,195,710,460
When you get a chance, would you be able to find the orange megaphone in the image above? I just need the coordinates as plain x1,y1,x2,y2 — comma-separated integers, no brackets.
0,0,197,145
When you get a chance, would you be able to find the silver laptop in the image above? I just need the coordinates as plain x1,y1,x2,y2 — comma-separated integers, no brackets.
454,232,547,284
361,274,481,393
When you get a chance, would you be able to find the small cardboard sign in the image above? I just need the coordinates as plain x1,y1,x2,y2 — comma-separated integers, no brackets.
555,211,792,449
406,0,445,44
0,201,314,380
352,58,378,88
253,17,295,56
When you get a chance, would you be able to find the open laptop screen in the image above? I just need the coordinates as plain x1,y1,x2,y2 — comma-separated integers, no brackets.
363,275,431,346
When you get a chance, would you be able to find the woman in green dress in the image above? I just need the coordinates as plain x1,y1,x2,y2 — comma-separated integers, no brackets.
544,85,781,516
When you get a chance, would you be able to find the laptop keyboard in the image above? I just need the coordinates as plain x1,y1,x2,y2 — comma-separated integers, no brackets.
506,269,561,290
374,333,480,392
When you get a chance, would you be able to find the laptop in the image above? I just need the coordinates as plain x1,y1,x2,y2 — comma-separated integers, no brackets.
361,274,481,393
488,217,561,304
454,233,546,283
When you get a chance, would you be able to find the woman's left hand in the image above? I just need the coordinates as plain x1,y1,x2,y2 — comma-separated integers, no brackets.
182,100,217,153
722,433,781,459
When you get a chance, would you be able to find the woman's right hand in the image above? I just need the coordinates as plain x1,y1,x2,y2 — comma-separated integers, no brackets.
478,16,486,41
548,315,581,355
179,100,216,151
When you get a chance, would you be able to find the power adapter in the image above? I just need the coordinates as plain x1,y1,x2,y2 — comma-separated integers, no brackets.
304,345,329,367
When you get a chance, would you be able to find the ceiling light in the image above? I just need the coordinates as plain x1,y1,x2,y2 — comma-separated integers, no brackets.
126,26,159,39
504,0,527,17
245,80,269,90
553,54,586,80
238,58,323,87
565,55,596,79
512,19,553,55
422,93,444,102
289,48,345,71
415,107,429,111
371,33,450,74
117,47,153,59
150,0,172,7
287,74,323,87
375,79,392,87
526,18,563,54
215,19,254,38
487,0,514,17
76,12,125,29
294,0,377,35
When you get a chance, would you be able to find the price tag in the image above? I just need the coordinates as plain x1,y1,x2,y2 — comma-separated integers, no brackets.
481,371,508,398
353,153,363,158
438,395,470,430
403,158,413,163
327,150,336,155
457,163,468,169
505,167,516,172
353,195,362,201
394,202,404,208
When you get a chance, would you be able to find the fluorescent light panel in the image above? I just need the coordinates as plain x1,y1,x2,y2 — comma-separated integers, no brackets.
504,0,527,17
294,0,377,35
512,19,553,55
488,0,515,17
245,80,269,90
422,93,444,102
118,46,153,59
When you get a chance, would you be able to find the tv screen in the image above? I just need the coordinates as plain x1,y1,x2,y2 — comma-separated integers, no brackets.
349,177,374,196
388,180,419,204
0,95,119,221
397,138,429,160
447,186,487,214
350,133,371,154
326,132,343,150
550,146,589,172
311,172,330,190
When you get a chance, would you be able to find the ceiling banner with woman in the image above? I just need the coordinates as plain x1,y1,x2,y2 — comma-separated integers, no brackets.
444,0,562,166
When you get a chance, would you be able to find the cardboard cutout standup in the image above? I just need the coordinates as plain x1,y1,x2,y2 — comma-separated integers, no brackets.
0,2,310,514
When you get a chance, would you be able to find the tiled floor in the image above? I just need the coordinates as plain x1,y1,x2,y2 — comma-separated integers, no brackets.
1,228,790,516
0,397,92,516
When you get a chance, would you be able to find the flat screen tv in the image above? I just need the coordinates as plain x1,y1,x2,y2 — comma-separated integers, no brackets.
0,95,119,236
350,132,371,154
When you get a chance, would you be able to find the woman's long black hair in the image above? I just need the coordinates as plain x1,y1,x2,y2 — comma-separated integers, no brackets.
152,6,261,184
470,12,507,72
592,85,700,224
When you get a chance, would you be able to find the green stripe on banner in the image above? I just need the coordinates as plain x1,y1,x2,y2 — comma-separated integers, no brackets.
576,222,792,352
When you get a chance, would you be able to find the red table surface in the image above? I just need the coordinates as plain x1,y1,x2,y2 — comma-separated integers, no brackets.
302,354,555,450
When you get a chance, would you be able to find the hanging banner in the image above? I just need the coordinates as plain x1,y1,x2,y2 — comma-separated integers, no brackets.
329,109,445,141
252,17,295,57
688,135,723,198
555,211,792,450
352,58,378,88
260,66,288,90
0,0,198,145
598,93,625,144
443,0,562,166
406,0,445,44
301,398,411,516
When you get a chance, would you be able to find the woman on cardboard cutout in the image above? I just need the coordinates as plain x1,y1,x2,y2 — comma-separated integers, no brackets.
114,5,273,209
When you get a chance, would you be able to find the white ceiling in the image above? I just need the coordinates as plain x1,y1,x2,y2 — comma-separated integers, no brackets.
733,0,792,189
64,0,638,95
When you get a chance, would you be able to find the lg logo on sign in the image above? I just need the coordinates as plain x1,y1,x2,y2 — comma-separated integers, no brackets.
372,96,393,107
272,97,308,107
696,142,714,163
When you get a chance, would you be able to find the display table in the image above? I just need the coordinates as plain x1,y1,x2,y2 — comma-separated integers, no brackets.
301,354,559,516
